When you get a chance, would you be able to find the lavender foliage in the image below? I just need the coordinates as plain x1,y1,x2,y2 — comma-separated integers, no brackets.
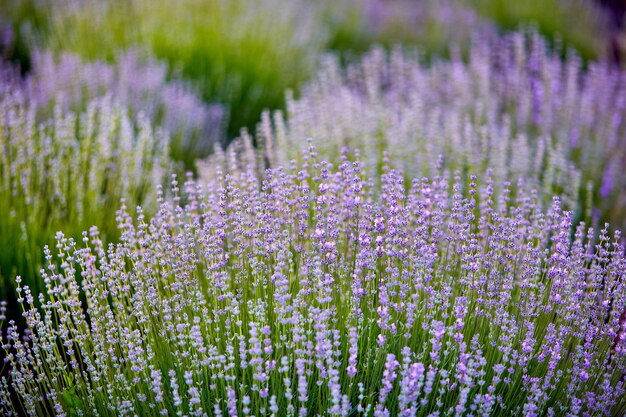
2,142,625,416
0,87,170,295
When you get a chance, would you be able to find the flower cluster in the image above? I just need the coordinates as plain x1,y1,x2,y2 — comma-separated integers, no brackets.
0,88,169,296
263,31,626,228
21,50,224,163
2,143,625,416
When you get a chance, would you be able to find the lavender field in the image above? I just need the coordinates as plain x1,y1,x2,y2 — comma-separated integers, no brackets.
0,1,626,416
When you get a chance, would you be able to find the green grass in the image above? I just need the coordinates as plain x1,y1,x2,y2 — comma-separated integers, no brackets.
0,0,49,72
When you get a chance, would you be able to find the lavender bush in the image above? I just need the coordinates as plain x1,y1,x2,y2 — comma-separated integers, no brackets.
0,88,169,296
43,0,326,137
2,142,625,416
22,50,224,164
264,31,626,228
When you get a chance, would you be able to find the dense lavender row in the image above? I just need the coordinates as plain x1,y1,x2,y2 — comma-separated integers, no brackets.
21,50,224,163
2,142,625,416
323,0,489,55
263,31,626,228
0,88,169,295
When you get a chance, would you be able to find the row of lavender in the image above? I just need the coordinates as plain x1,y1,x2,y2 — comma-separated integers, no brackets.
260,31,626,229
1,31,626,415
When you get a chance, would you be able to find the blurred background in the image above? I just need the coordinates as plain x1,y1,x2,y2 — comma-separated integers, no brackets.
1,0,623,147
